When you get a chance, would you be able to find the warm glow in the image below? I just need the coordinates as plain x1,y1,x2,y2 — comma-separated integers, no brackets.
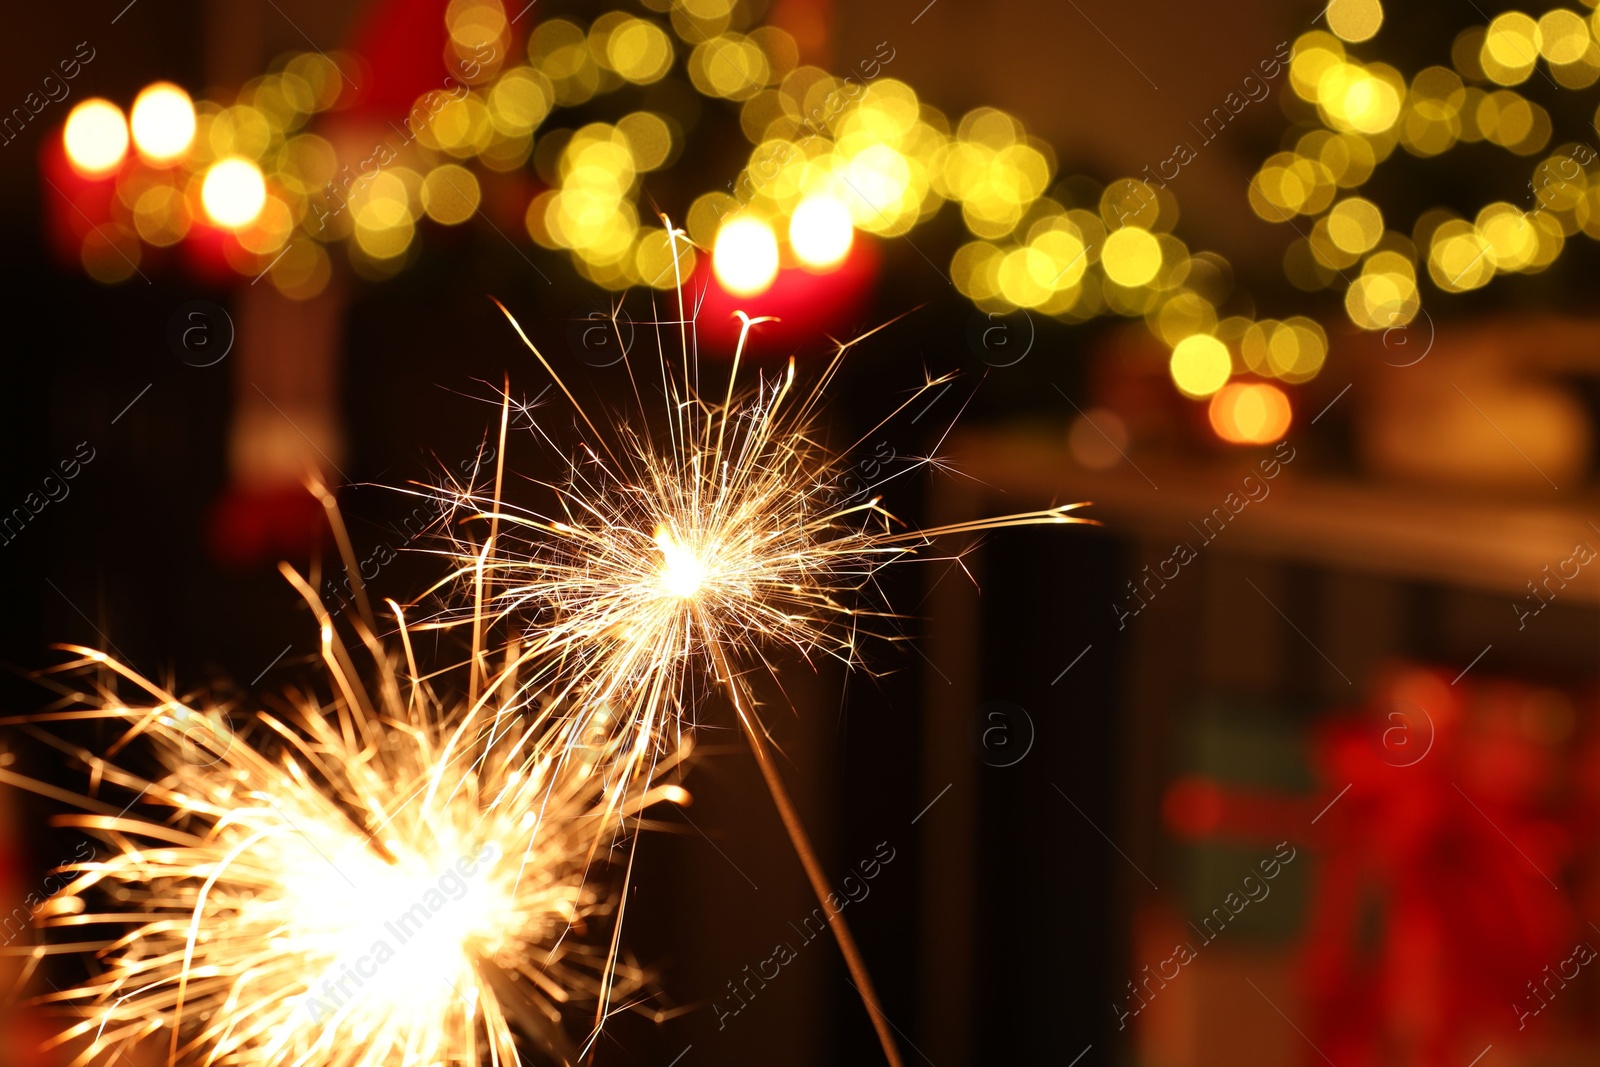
1326,0,1383,43
654,526,707,598
1169,334,1233,398
713,216,780,296
201,157,268,229
1067,408,1129,470
1100,227,1162,287
130,82,196,163
63,99,128,177
789,196,854,270
1209,382,1293,444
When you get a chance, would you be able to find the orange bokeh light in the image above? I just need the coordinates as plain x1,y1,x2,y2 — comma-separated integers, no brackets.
1209,382,1293,444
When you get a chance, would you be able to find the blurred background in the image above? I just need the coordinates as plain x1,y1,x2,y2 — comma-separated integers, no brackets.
3,0,1600,1065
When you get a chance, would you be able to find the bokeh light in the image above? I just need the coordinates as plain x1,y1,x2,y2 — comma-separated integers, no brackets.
1482,12,1539,85
201,157,268,229
63,99,129,177
789,195,854,269
1101,227,1162,287
1209,382,1293,444
421,165,481,225
605,17,675,84
713,216,780,296
1327,0,1384,43
1169,335,1232,398
130,82,197,164
57,3,1599,408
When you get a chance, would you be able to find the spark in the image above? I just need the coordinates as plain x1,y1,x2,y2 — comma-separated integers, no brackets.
2,544,688,1067
421,224,1093,1065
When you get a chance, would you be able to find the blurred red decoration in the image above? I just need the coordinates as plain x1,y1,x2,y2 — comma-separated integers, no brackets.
1304,667,1581,1064
692,237,879,352
205,484,325,569
39,130,116,268
1162,664,1595,1063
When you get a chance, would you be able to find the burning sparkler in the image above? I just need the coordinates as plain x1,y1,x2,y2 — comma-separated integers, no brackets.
422,226,1093,1066
0,544,688,1067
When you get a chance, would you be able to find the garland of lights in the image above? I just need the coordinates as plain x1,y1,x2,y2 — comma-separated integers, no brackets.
1249,3,1600,346
56,0,1600,443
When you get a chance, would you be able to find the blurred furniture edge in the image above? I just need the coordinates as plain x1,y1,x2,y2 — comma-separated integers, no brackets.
933,427,1600,606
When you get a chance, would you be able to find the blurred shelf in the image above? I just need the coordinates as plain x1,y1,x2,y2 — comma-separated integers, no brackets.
943,428,1600,604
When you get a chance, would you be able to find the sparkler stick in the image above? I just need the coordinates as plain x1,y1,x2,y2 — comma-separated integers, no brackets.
706,638,904,1067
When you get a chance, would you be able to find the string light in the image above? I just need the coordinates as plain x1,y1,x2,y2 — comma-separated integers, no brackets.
62,0,1600,443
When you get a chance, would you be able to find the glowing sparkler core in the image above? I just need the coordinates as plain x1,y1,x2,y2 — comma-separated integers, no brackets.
2,534,690,1067
653,525,708,599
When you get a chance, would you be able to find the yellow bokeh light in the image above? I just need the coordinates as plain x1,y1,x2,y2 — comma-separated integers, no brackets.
1476,202,1539,272
635,227,696,288
1242,318,1330,380
285,53,343,112
351,171,414,231
354,214,415,261
1478,90,1550,154
267,240,332,301
1482,12,1540,84
446,0,506,50
789,195,854,270
236,194,292,256
1279,318,1329,382
201,157,267,229
1538,9,1590,64
130,83,196,164
1029,217,1088,289
63,99,128,177
208,104,272,161
1250,152,1338,219
690,35,770,101
530,19,601,106
1291,34,1346,101
713,216,780,296
488,68,552,135
1403,66,1466,156
1101,227,1162,287
995,247,1057,308
1327,0,1384,43
1428,221,1496,291
1154,291,1217,346
1327,197,1384,254
1169,334,1232,398
842,144,916,232
80,226,140,284
421,164,481,225
1346,271,1417,330
607,18,675,84
616,111,674,171
1319,63,1401,134
951,240,1002,303
1209,382,1292,444
132,184,190,247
